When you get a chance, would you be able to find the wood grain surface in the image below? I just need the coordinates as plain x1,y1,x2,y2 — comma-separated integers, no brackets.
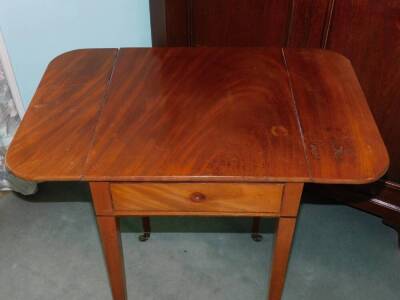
111,182,283,214
6,47,388,184
284,49,389,183
84,48,308,182
5,49,118,181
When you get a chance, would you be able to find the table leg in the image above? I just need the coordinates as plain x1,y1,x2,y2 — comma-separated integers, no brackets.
97,216,127,300
251,217,263,242
139,217,151,242
268,217,297,300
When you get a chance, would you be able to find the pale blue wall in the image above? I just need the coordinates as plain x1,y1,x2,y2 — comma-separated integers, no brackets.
0,0,151,108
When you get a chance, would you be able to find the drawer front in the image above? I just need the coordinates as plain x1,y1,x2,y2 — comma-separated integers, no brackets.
110,183,283,214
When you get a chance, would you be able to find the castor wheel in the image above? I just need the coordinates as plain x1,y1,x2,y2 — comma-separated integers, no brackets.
251,233,263,242
138,232,150,242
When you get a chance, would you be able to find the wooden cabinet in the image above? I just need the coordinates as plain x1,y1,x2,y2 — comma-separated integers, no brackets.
150,0,400,244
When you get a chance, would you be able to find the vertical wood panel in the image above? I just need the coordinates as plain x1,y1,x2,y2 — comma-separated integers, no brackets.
150,0,189,46
152,0,333,48
149,0,167,46
327,0,400,181
165,0,190,46
191,0,292,46
287,0,333,47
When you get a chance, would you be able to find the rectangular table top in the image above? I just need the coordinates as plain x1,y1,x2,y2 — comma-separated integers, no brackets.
6,47,388,183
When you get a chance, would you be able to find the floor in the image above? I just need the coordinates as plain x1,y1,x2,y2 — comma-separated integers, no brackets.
0,182,399,300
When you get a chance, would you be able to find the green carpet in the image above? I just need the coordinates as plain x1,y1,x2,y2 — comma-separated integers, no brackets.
0,182,398,300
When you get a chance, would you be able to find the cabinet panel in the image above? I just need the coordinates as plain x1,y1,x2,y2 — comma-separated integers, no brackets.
191,0,292,46
327,0,400,181
288,0,333,47
150,0,189,46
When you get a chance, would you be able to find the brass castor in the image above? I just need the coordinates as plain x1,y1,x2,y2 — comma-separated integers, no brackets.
138,232,150,242
251,233,263,242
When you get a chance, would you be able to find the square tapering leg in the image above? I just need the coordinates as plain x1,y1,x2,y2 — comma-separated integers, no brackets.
268,183,303,299
268,217,297,299
96,216,127,300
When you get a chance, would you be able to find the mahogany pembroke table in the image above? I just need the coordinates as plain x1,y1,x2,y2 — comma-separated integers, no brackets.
6,48,389,300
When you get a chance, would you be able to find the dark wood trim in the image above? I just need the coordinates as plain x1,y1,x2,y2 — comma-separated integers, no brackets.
149,0,167,46
305,183,400,248
384,180,400,192
343,193,400,248
149,0,190,47
321,0,336,48
187,0,193,46
285,0,296,47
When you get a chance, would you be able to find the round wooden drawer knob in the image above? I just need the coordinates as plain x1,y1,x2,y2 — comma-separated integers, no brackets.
190,192,206,202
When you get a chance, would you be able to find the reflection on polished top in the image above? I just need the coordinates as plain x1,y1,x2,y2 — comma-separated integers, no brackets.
6,48,389,183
